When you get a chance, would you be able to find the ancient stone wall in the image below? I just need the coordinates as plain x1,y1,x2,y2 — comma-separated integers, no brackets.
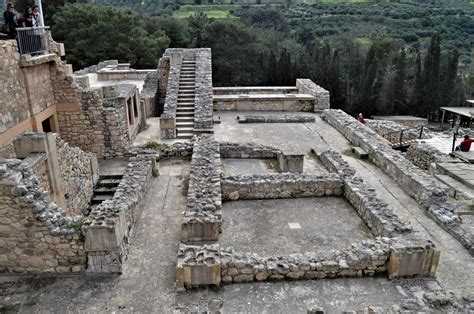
213,94,315,112
221,173,343,201
55,134,95,215
194,49,213,130
322,109,473,254
0,41,30,134
219,142,280,159
405,142,451,170
181,135,222,242
319,150,412,237
83,155,152,272
213,87,297,95
73,60,118,75
141,71,158,118
160,53,180,139
21,63,55,116
57,86,134,158
238,113,315,123
0,159,86,273
296,79,330,111
365,119,431,144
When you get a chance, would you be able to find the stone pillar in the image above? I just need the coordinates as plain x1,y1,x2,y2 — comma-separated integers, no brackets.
176,244,221,289
279,150,304,173
13,133,67,208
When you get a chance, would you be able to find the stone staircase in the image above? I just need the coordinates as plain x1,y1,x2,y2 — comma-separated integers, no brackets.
88,174,123,212
176,58,196,139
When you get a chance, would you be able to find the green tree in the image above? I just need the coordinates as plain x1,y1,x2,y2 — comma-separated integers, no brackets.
421,33,441,117
394,49,407,113
188,12,209,48
52,4,169,69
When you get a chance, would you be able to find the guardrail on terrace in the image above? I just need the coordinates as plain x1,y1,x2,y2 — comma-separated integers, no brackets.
16,26,52,57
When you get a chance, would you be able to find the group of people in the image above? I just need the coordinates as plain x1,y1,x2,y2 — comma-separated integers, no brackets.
3,3,43,39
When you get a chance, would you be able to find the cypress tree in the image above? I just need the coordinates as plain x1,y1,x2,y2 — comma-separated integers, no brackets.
394,49,406,114
266,50,277,85
422,33,441,117
411,52,423,114
442,49,459,107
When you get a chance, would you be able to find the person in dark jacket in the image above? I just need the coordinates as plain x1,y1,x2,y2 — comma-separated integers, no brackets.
19,7,34,27
3,3,19,39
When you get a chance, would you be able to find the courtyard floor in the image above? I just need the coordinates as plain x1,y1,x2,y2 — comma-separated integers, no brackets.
0,112,472,312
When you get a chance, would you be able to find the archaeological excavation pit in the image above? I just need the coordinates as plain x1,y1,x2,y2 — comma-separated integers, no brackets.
219,197,374,256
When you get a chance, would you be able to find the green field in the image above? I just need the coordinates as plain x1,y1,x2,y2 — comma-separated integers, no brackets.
173,4,241,19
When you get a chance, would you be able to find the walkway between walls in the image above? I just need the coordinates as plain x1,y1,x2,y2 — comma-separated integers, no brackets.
306,115,474,292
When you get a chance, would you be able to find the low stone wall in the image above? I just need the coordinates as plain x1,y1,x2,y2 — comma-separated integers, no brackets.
365,119,431,144
194,49,213,131
213,87,297,95
220,239,390,284
219,142,280,159
213,94,315,112
0,159,86,273
160,52,181,139
176,237,439,288
74,60,118,75
82,155,152,272
181,135,222,242
130,140,194,160
238,113,315,123
322,109,473,254
296,79,330,111
221,173,343,201
405,141,451,170
319,150,412,237
55,134,96,215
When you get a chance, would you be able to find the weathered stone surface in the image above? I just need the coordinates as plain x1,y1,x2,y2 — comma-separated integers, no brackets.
322,109,473,254
181,135,222,241
296,79,330,111
238,113,315,123
221,172,343,201
176,244,221,288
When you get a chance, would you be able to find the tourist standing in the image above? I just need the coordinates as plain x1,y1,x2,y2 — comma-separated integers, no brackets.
3,3,19,39
19,7,34,27
32,5,43,27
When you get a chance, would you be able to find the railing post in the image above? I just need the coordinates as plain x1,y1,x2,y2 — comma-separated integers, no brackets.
419,126,424,139
399,130,403,145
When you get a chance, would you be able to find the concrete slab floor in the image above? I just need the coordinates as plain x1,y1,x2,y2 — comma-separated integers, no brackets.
220,197,373,256
133,117,193,147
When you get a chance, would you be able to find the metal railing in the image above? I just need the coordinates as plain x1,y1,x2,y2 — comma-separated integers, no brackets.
16,26,52,57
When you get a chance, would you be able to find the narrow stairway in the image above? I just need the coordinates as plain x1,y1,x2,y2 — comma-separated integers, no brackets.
88,174,123,213
176,58,196,139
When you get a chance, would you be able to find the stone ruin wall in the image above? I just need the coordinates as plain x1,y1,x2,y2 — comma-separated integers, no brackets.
0,159,86,273
296,79,330,111
176,135,439,289
55,134,96,215
221,173,343,201
56,86,133,158
83,156,153,272
141,71,159,118
194,49,213,130
322,109,473,254
365,119,431,143
405,141,451,171
181,135,222,242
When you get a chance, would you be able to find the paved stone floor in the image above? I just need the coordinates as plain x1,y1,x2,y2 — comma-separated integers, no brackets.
1,112,472,312
220,197,373,255
222,158,279,175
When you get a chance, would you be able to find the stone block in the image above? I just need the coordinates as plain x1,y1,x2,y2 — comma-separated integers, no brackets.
83,210,126,252
387,241,440,279
352,146,368,159
181,220,221,242
176,244,221,288
279,151,304,173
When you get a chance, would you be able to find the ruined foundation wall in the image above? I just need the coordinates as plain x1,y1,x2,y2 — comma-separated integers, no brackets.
405,142,451,170
55,135,96,215
0,159,86,273
322,109,473,254
221,173,343,201
296,79,330,111
194,49,213,130
365,119,431,143
181,135,222,242
219,142,280,159
83,156,152,272
141,71,158,118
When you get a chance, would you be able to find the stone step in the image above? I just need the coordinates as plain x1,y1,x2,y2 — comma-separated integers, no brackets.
176,117,194,122
99,174,123,180
97,178,122,187
178,88,195,92
93,186,117,195
178,93,195,96
180,70,195,72
182,61,196,64
177,101,195,105
176,133,193,139
352,146,369,159
178,98,195,102
91,194,114,204
177,107,195,112
176,121,194,128
176,111,194,117
180,79,195,82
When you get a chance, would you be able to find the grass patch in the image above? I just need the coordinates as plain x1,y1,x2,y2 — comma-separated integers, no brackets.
142,139,161,149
